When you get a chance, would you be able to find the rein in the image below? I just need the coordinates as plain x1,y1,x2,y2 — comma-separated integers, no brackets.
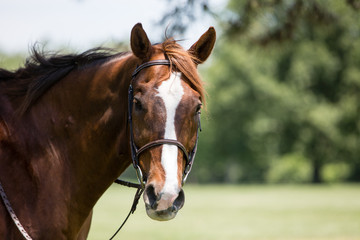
0,181,33,240
0,118,33,240
109,180,144,240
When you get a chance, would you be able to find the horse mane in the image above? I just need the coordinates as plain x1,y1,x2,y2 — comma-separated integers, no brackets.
161,39,206,104
0,46,124,115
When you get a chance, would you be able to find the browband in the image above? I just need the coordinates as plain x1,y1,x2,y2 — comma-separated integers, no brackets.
131,60,171,78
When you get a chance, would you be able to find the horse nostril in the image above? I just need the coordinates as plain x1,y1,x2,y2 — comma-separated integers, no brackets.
145,185,158,209
173,189,185,211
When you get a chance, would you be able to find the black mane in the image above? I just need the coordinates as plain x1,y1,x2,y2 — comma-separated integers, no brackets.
0,47,119,82
0,46,126,115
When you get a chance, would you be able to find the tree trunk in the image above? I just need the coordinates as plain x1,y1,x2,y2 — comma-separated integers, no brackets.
311,158,323,183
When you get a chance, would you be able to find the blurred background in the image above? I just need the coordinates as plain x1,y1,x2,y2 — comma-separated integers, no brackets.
1,0,360,239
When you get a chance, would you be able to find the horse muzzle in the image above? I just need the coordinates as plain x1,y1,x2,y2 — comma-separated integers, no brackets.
143,184,185,221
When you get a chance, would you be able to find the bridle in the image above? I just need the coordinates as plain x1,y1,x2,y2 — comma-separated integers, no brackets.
128,59,201,188
110,59,202,239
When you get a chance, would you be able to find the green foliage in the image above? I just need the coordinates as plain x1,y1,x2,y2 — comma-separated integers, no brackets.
323,163,351,183
267,153,311,183
191,0,360,183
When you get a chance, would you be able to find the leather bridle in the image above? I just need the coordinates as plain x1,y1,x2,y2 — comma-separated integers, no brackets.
128,59,201,188
111,59,202,239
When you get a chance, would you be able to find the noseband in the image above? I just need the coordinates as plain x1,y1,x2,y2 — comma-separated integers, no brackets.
128,60,201,188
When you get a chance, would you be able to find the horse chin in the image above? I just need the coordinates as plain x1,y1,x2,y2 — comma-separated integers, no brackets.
145,206,178,221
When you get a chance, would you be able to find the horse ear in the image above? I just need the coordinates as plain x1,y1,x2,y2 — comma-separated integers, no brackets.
188,27,216,65
131,23,152,60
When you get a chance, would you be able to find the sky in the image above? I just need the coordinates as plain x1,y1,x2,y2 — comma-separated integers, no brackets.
0,0,225,54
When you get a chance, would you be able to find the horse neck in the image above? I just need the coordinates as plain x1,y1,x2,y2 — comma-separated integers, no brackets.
6,53,137,219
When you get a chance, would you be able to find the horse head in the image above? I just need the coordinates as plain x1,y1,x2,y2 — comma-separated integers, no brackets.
129,23,216,221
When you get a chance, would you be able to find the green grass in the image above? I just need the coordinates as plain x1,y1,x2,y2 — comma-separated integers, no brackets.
88,184,360,240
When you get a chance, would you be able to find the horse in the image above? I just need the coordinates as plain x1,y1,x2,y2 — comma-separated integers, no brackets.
0,23,216,239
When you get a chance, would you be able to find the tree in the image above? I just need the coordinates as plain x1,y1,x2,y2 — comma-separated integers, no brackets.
163,0,360,183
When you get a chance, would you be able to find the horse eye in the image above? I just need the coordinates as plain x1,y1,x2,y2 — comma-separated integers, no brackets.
133,98,143,111
195,104,202,114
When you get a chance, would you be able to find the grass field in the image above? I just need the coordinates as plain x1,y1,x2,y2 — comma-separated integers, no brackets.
88,184,360,240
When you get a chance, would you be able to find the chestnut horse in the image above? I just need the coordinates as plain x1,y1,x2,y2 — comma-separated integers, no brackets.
0,23,215,239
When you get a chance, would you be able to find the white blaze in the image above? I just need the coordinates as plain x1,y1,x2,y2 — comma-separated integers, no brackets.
156,73,184,195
